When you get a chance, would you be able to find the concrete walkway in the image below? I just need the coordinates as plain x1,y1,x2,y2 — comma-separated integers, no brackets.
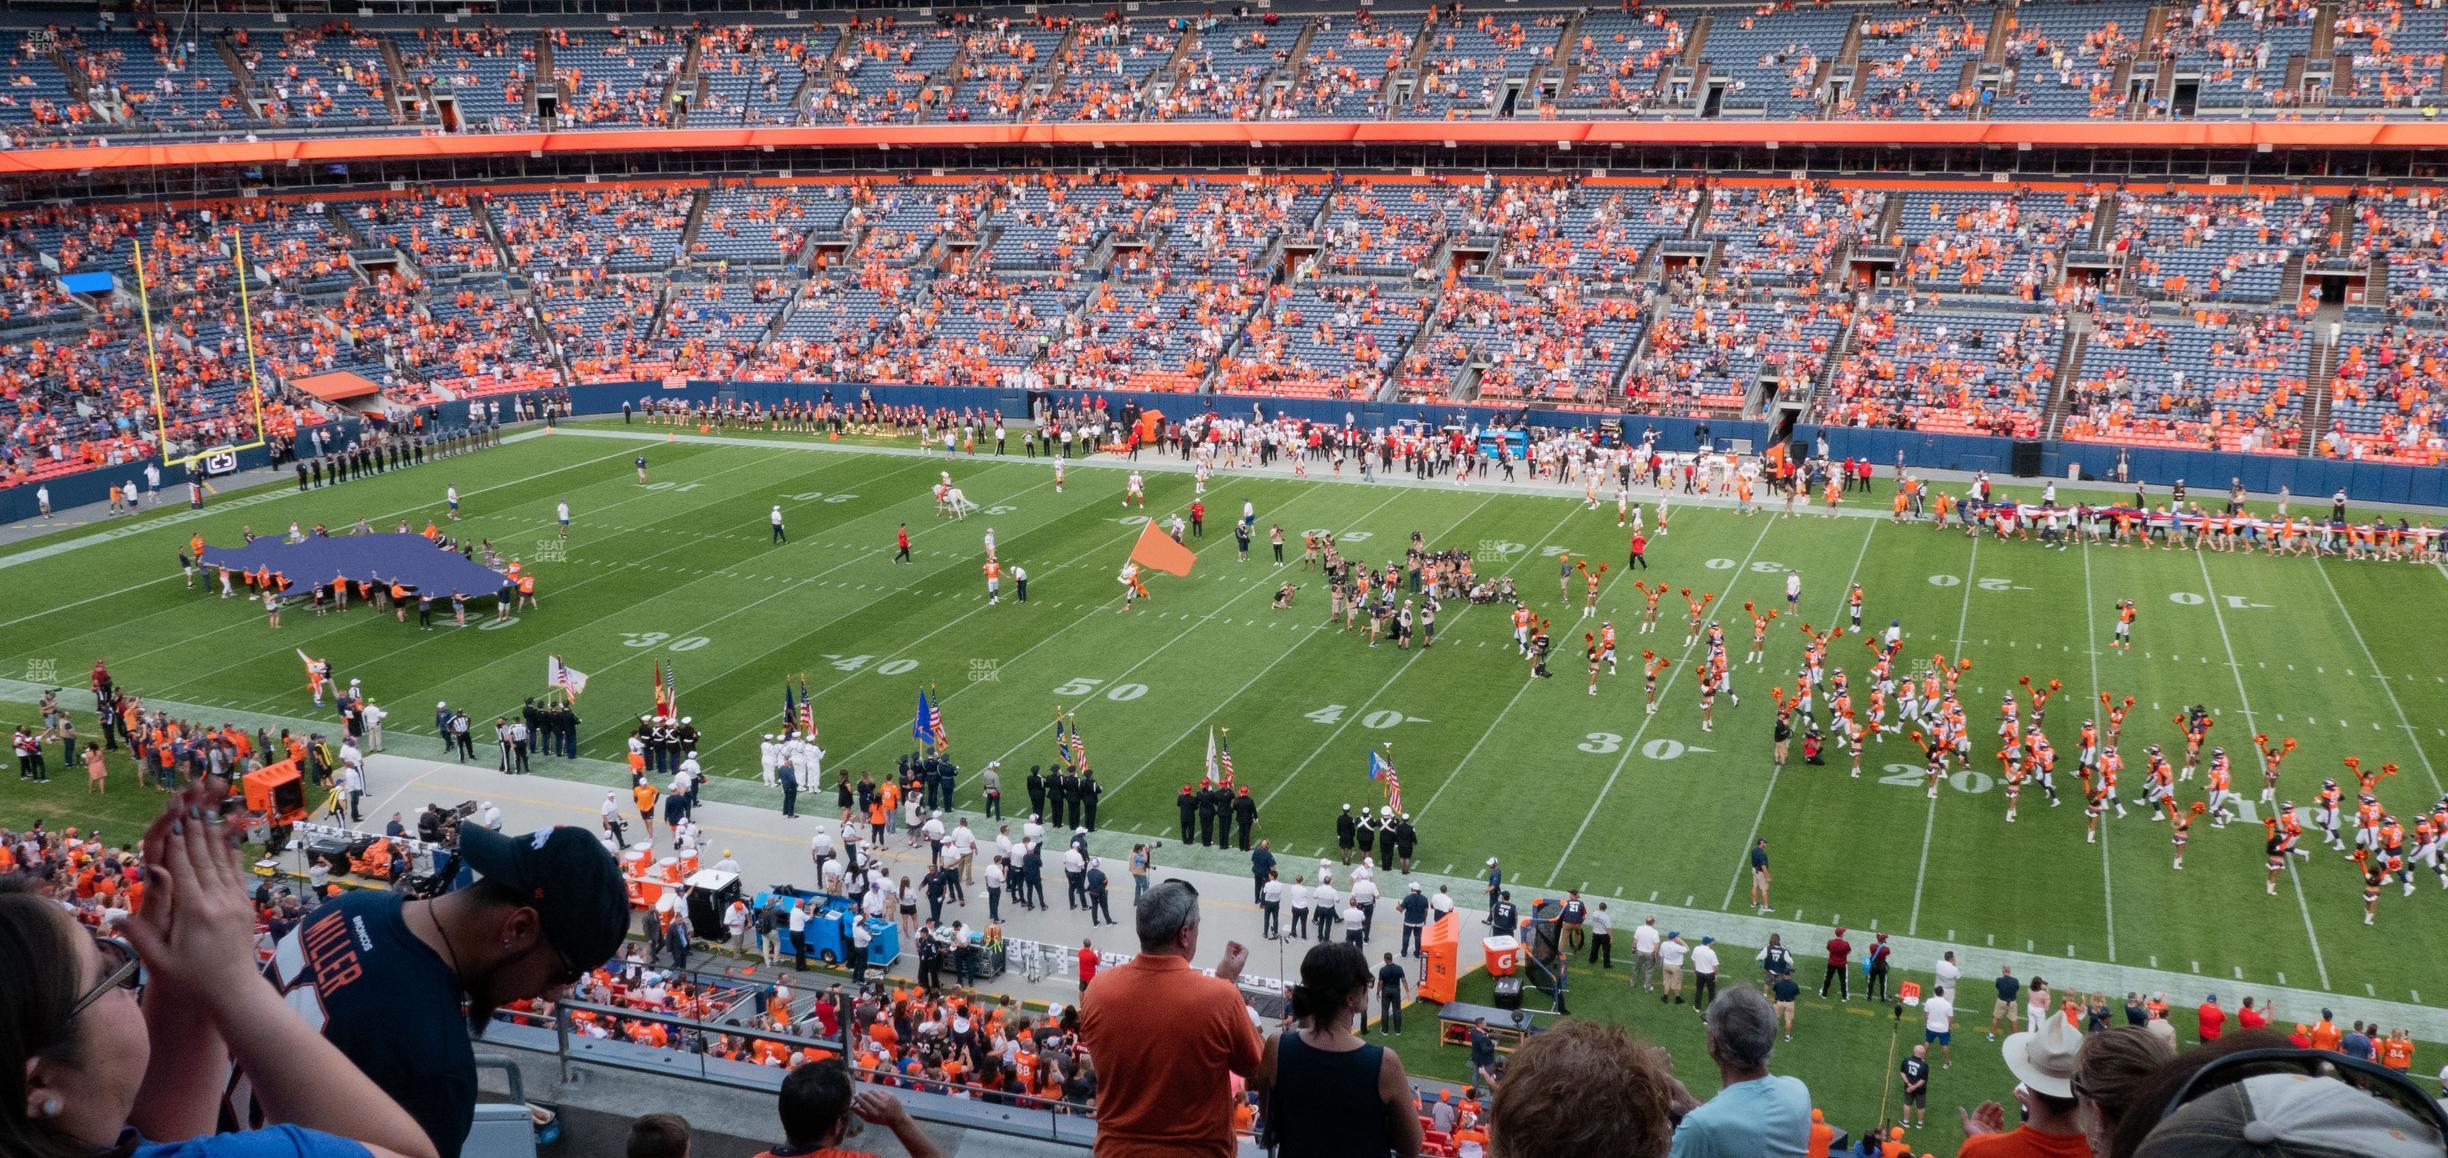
330,746,2448,1042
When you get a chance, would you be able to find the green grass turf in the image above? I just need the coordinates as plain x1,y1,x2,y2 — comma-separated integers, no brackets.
5,427,2446,1143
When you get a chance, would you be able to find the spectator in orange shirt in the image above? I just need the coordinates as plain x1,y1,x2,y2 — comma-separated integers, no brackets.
1079,879,1259,1158
752,1062,939,1158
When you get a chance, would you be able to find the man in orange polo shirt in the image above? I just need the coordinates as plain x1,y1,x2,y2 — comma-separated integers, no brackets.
1079,879,1258,1158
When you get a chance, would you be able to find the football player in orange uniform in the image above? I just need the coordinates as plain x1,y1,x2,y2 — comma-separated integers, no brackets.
2202,748,2236,828
2314,777,2346,850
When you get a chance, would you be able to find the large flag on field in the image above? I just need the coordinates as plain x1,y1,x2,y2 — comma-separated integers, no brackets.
913,688,936,749
1067,715,1085,769
798,674,816,736
1219,730,1237,788
1205,728,1219,782
1129,520,1197,577
548,656,589,699
784,679,797,731
652,660,676,716
1369,749,1403,813
1054,713,1071,768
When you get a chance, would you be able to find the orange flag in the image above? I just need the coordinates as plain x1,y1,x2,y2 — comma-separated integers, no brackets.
1129,520,1197,577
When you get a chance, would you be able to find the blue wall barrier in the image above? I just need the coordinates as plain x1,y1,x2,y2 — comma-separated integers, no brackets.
11,384,2442,526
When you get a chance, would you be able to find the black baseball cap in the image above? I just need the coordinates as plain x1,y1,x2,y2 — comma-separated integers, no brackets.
458,826,629,970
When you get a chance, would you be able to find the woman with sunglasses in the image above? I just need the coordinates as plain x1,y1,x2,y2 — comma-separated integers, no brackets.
4,779,438,1158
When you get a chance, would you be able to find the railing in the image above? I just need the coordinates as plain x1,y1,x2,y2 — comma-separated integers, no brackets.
510,995,1103,1148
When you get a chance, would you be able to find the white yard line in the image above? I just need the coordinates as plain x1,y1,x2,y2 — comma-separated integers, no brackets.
1907,534,1980,937
806,484,1352,774
1718,517,1878,909
1096,492,1431,804
1386,504,1585,823
0,440,641,629
168,444,837,706
1239,491,1504,811
551,467,1071,752
999,489,1462,800
2311,559,2447,798
2197,551,2330,990
2077,539,2117,962
1548,513,1778,883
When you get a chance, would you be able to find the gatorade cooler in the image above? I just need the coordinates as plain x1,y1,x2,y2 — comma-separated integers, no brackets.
1483,935,1521,977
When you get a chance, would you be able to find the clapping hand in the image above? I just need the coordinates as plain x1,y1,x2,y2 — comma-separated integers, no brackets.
122,777,260,1000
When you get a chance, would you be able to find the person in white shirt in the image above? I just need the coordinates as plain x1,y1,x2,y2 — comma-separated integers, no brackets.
1312,879,1341,943
950,820,977,883
1586,903,1615,969
787,899,812,967
759,735,780,787
1350,874,1381,940
810,826,833,866
556,500,571,538
796,736,824,790
480,801,502,831
1690,935,1723,1009
601,792,627,844
1660,931,1690,1003
1635,915,1674,989
362,701,387,751
1923,985,1956,1068
722,899,749,950
713,849,742,875
34,485,49,519
1061,843,1087,908
820,854,846,895
1429,885,1455,919
1261,873,1287,939
1023,814,1045,846
1935,950,1962,997
1287,876,1315,939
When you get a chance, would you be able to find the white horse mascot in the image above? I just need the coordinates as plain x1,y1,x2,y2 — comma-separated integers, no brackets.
934,473,979,519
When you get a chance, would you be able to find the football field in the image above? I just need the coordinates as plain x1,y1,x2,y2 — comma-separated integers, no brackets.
5,421,2445,1011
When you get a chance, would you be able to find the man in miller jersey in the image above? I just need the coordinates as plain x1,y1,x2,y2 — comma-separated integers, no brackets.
237,825,628,1156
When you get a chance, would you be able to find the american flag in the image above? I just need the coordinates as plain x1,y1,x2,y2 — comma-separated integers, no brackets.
1370,749,1403,813
928,686,948,752
1218,732,1237,787
1067,717,1086,769
797,674,815,736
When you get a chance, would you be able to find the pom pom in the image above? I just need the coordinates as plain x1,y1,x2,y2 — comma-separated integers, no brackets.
2020,675,2033,687
2048,679,2062,692
2190,801,2208,816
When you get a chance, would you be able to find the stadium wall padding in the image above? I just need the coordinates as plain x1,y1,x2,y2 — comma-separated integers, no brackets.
562,382,2448,508
13,386,2443,526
